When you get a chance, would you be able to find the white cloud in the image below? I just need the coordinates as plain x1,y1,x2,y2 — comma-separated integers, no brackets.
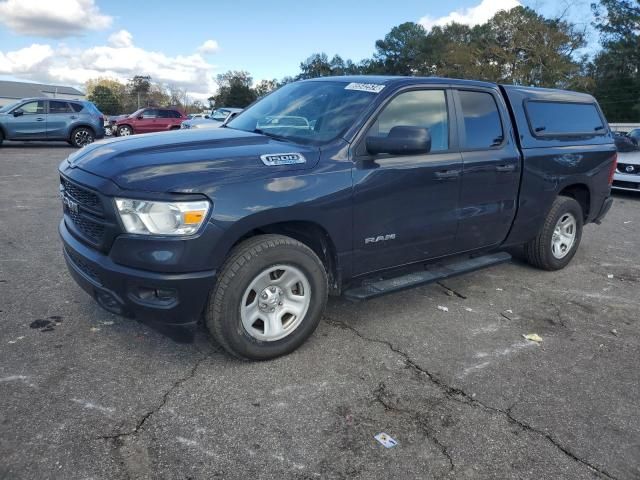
108,30,133,48
0,0,113,38
0,35,220,100
419,0,521,30
197,40,220,54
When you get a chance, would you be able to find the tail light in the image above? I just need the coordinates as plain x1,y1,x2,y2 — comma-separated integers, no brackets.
608,152,618,185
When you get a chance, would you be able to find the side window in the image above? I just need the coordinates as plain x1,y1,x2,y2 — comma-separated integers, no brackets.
142,109,158,118
526,101,605,136
18,101,45,115
49,100,73,114
458,91,504,149
169,110,182,118
368,90,449,152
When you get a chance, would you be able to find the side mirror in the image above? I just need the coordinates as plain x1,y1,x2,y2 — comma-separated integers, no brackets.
366,126,432,156
137,115,144,120
13,109,24,117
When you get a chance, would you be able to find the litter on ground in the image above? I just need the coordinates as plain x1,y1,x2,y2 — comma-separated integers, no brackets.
522,333,543,343
374,432,398,448
437,305,449,312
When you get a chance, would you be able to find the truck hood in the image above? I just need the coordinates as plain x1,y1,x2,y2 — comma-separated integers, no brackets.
66,128,320,192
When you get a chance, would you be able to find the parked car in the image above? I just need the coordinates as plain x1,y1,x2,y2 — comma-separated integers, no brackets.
181,108,242,130
188,113,210,119
59,76,615,360
612,149,640,191
627,128,640,144
613,131,638,152
0,98,105,147
113,107,186,136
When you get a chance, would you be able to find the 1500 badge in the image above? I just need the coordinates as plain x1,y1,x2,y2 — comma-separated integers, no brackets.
260,153,306,166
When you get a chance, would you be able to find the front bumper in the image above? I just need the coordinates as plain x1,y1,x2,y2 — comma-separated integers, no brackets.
612,171,640,192
60,219,216,325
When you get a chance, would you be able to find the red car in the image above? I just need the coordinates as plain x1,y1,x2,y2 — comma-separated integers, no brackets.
113,107,186,136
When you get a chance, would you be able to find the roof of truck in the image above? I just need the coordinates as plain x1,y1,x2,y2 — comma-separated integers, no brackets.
303,76,596,102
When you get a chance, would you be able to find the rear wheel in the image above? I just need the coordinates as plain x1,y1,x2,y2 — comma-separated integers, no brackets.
70,127,95,148
117,125,132,136
205,234,328,360
524,196,583,270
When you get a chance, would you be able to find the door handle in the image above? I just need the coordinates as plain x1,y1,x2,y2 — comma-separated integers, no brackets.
435,169,461,180
495,164,516,173
36,117,45,121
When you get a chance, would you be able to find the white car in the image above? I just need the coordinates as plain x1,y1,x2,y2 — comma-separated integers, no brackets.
181,108,242,130
613,150,640,192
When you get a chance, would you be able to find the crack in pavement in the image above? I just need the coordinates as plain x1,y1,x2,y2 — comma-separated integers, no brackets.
436,282,467,299
97,354,208,443
373,382,455,472
324,317,617,480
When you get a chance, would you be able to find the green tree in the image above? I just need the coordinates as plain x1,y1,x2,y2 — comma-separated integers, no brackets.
590,0,640,121
127,75,151,109
212,71,257,108
297,53,333,79
87,84,121,115
373,22,430,75
254,79,279,98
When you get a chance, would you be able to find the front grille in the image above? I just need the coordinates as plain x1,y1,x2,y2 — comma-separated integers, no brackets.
65,248,102,285
617,163,640,175
61,177,101,211
67,209,105,242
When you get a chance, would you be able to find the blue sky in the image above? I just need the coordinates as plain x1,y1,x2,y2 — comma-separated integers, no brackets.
0,0,595,99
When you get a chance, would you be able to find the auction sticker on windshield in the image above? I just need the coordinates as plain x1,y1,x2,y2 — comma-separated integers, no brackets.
344,83,385,93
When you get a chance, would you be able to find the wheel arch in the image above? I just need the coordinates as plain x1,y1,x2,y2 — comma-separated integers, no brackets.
225,220,342,295
558,183,591,221
116,123,134,134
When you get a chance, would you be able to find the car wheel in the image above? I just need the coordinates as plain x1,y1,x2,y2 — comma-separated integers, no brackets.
117,125,132,136
70,127,95,148
0,129,3,146
205,234,328,360
524,196,583,271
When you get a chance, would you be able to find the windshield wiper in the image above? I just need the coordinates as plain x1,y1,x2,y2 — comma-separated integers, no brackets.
252,128,289,141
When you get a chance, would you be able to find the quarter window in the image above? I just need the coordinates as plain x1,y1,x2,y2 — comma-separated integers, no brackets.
368,90,449,152
526,101,605,136
459,91,503,149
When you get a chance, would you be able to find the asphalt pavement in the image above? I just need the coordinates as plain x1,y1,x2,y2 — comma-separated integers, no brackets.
1,142,639,479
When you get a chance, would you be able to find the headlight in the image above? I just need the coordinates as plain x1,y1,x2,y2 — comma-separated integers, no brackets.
115,198,210,236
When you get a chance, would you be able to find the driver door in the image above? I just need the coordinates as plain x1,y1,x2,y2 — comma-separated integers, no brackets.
351,88,462,276
8,100,47,139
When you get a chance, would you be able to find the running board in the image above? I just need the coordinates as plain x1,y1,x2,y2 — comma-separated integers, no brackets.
343,252,512,302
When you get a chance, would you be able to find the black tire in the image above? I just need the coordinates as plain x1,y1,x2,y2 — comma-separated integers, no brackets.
206,234,328,360
70,127,95,148
524,196,583,271
117,125,132,137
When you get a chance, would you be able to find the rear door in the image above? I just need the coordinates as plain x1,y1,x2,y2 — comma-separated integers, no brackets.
8,100,47,139
46,100,75,139
453,88,521,250
352,87,462,275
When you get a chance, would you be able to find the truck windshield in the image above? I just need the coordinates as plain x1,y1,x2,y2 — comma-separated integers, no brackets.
0,101,20,113
226,81,381,145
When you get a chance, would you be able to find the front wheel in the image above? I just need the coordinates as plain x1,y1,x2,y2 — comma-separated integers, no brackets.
117,125,132,136
205,234,328,360
70,127,95,148
524,196,584,270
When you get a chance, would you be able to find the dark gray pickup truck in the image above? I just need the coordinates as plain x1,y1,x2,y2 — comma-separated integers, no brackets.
58,76,616,359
